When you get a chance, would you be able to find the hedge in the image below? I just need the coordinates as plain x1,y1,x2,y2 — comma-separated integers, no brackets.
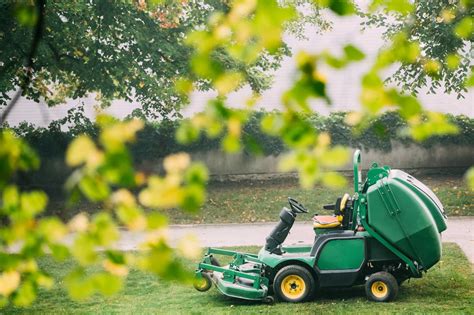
4,110,474,165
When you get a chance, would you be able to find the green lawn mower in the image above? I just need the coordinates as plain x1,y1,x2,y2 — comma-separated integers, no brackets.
193,150,447,303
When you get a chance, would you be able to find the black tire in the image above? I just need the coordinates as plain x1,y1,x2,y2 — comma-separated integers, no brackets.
273,265,316,303
193,272,212,292
365,272,399,302
263,295,275,304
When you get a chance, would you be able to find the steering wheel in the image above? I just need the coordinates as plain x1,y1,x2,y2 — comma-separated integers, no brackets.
288,197,308,214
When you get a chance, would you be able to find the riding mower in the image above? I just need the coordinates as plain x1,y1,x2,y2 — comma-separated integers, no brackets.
193,150,447,303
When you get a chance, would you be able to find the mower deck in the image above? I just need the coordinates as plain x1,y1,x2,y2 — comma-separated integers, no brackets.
196,248,270,301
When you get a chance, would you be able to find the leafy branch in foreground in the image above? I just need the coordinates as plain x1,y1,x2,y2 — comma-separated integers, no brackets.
1,0,473,309
362,0,473,98
0,116,208,306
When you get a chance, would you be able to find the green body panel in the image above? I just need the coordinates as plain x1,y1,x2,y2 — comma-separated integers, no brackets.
391,170,447,233
257,246,315,268
366,236,400,262
366,174,442,270
366,163,390,186
317,239,365,270
359,200,421,276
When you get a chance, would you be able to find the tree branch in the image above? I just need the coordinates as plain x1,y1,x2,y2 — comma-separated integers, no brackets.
0,0,46,124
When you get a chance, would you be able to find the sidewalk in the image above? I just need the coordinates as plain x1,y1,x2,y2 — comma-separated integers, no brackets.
114,217,474,264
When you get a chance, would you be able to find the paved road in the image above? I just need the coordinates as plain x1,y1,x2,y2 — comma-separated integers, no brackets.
114,217,473,264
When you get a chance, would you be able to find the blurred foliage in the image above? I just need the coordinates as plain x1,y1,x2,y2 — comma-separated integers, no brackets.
466,167,474,191
282,0,333,39
1,0,474,309
362,0,474,98
0,117,208,307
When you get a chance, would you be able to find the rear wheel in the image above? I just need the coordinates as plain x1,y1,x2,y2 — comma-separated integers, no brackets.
273,265,315,303
365,272,398,302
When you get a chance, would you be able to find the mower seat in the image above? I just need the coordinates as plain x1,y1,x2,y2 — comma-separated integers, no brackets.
313,215,341,229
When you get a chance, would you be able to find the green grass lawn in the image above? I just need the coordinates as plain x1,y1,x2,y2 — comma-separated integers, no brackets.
4,243,473,314
164,176,474,224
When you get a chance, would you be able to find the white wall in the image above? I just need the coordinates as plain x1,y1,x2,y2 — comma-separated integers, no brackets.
190,143,474,180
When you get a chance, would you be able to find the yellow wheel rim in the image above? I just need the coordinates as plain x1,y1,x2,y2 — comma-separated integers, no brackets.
280,275,306,300
194,277,208,290
371,281,388,298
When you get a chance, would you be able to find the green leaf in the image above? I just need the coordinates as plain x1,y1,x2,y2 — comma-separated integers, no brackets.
222,135,240,153
343,45,365,61
146,213,168,229
20,191,48,218
321,172,347,188
71,234,97,265
90,213,120,246
320,147,350,167
65,268,95,300
139,247,174,275
446,54,461,70
176,121,199,144
2,185,19,213
465,71,474,87
243,134,264,155
91,273,123,296
180,185,206,213
0,296,7,308
370,0,413,15
454,17,473,39
13,281,36,307
79,176,110,202
328,0,355,16
324,55,347,69
14,4,38,27
465,167,474,190
66,136,97,167
184,163,209,185
260,114,283,135
49,244,70,261
174,78,193,96
392,93,422,119
409,113,459,141
105,250,126,265
37,218,67,243
115,205,143,228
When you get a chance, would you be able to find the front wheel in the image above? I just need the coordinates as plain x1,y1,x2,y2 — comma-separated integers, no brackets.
365,272,398,302
273,265,315,303
193,272,212,292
